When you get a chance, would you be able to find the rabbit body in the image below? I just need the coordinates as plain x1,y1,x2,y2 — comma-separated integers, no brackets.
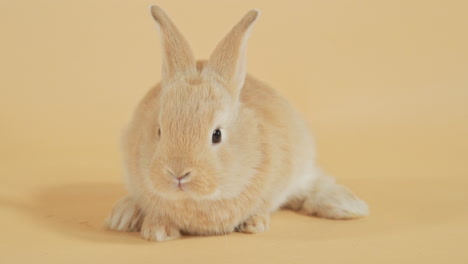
107,6,368,241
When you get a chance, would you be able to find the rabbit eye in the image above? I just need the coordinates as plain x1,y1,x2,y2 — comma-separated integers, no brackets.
158,128,161,137
212,129,222,144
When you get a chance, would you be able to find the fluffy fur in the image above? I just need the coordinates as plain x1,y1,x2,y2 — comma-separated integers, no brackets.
106,6,369,241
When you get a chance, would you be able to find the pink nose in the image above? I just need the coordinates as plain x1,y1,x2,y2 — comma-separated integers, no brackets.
166,169,191,181
175,171,191,180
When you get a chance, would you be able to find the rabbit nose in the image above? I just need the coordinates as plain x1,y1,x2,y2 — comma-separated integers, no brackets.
176,171,191,180
166,169,191,180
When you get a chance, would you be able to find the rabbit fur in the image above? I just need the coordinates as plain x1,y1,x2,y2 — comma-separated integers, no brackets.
106,6,369,241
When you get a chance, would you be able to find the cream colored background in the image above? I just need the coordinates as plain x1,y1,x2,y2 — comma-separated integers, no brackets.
1,0,467,263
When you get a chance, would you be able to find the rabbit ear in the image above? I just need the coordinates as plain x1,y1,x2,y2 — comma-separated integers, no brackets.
206,10,260,98
150,6,196,82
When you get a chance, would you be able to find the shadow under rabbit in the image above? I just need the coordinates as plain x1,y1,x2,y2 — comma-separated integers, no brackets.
20,178,467,243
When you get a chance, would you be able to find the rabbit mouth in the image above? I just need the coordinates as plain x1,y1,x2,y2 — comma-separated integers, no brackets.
177,182,184,191
176,181,187,192
172,176,193,193
147,170,220,200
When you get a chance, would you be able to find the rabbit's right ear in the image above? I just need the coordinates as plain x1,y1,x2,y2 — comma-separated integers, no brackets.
150,6,197,82
206,10,260,100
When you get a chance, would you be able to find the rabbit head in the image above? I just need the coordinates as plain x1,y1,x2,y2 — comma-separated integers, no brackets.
147,6,261,200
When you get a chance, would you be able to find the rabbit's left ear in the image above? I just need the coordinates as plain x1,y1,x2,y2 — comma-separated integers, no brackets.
206,10,260,99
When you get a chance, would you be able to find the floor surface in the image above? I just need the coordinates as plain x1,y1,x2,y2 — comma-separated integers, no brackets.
1,0,467,263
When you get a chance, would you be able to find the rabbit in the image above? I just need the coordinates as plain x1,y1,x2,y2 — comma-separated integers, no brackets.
106,5,369,241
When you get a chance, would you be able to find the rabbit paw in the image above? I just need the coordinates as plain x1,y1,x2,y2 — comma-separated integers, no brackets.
236,213,270,234
141,215,181,241
106,196,143,232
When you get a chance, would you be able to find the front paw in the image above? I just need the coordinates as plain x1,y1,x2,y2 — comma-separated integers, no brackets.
141,215,181,241
106,196,143,232
236,214,270,234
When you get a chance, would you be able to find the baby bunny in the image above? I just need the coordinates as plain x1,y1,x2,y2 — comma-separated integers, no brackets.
106,5,369,241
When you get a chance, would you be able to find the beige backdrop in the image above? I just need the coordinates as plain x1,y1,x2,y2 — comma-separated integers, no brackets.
1,0,467,263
